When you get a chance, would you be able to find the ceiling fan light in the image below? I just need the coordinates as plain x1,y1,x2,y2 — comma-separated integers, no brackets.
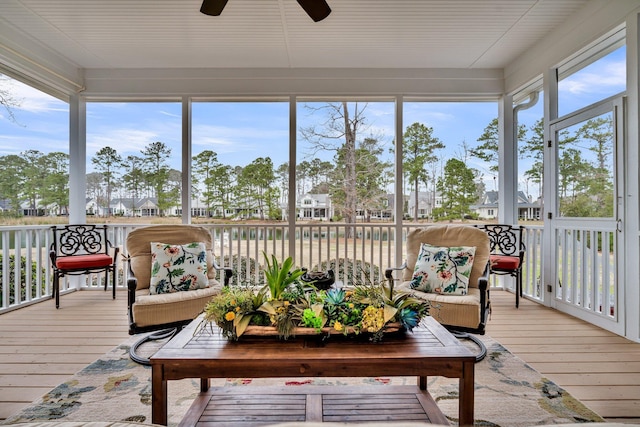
200,0,229,16
296,0,331,22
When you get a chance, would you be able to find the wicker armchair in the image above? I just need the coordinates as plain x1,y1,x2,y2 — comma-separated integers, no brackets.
126,225,232,364
385,225,491,361
385,225,491,335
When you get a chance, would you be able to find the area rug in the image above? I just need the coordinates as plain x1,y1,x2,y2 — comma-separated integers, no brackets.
1,333,604,427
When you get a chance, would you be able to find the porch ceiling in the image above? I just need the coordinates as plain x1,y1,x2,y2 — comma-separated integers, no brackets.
0,0,590,72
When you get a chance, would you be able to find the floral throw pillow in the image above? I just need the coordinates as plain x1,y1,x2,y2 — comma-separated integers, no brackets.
149,242,209,294
409,243,476,295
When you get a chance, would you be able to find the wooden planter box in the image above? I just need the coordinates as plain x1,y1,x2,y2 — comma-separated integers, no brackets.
241,322,403,337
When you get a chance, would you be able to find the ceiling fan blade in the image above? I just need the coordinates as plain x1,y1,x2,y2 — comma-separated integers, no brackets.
296,0,331,22
200,0,229,16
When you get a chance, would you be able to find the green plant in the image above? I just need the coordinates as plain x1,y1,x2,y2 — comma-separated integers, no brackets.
201,285,264,339
301,306,324,331
0,254,48,305
200,261,429,342
262,251,304,300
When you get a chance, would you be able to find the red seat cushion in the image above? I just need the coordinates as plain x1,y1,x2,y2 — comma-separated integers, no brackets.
56,254,113,270
490,255,520,270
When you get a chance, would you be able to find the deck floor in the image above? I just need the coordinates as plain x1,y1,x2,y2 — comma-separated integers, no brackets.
0,289,639,423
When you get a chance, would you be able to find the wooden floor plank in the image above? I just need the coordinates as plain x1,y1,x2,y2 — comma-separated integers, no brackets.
0,375,72,387
487,291,640,422
545,373,640,386
515,352,640,363
0,354,110,364
533,362,640,373
0,289,639,423
0,290,130,420
0,363,88,375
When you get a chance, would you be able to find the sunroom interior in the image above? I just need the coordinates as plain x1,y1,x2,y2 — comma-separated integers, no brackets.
1,0,640,423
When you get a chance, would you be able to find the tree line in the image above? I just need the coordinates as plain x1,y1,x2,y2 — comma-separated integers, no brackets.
0,102,613,221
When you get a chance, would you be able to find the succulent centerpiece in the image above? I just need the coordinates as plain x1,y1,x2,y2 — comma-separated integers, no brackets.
198,252,429,341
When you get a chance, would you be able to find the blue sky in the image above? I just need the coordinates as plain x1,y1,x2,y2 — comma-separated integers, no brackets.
0,46,626,198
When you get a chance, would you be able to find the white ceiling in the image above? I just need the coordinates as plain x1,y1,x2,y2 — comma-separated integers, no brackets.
0,0,592,71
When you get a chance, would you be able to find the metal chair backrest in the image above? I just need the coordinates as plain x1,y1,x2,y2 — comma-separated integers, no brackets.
51,224,111,256
479,224,525,257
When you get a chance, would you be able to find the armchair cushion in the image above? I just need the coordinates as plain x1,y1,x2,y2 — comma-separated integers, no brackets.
410,243,475,295
149,241,209,294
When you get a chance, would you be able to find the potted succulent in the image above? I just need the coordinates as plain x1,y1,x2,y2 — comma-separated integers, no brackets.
200,253,429,341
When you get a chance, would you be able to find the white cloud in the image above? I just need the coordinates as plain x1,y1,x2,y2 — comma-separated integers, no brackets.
560,59,626,95
1,78,66,113
87,128,159,156
0,133,67,156
159,110,181,118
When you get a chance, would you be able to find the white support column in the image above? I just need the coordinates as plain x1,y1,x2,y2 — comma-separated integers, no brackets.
68,93,86,224
394,95,404,269
288,96,297,258
542,67,559,307
498,95,517,224
181,97,192,224
624,11,640,342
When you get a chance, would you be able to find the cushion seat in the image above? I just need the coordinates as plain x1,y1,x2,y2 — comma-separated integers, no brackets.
490,254,520,270
397,283,482,330
56,254,114,269
132,284,221,328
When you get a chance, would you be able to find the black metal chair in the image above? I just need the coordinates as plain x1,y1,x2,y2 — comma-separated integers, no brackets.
477,224,526,308
49,224,119,308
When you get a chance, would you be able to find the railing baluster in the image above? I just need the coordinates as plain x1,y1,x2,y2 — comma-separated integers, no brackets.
1,222,551,312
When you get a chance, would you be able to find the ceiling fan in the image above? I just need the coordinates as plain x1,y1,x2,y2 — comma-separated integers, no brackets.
200,0,331,22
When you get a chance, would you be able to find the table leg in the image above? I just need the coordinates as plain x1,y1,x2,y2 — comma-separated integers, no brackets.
419,375,427,390
151,364,168,425
458,360,475,426
201,377,210,392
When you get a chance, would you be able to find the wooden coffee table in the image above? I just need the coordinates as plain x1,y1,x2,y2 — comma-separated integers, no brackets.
150,315,475,426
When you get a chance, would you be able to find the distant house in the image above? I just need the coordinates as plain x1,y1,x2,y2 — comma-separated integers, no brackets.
176,199,236,218
362,193,396,221
407,191,440,219
294,193,333,221
0,199,15,214
86,197,99,216
20,200,45,217
471,190,542,220
106,197,162,217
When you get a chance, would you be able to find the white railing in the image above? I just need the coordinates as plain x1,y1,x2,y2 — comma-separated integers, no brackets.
0,226,53,311
554,225,616,318
522,225,544,302
0,223,545,313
